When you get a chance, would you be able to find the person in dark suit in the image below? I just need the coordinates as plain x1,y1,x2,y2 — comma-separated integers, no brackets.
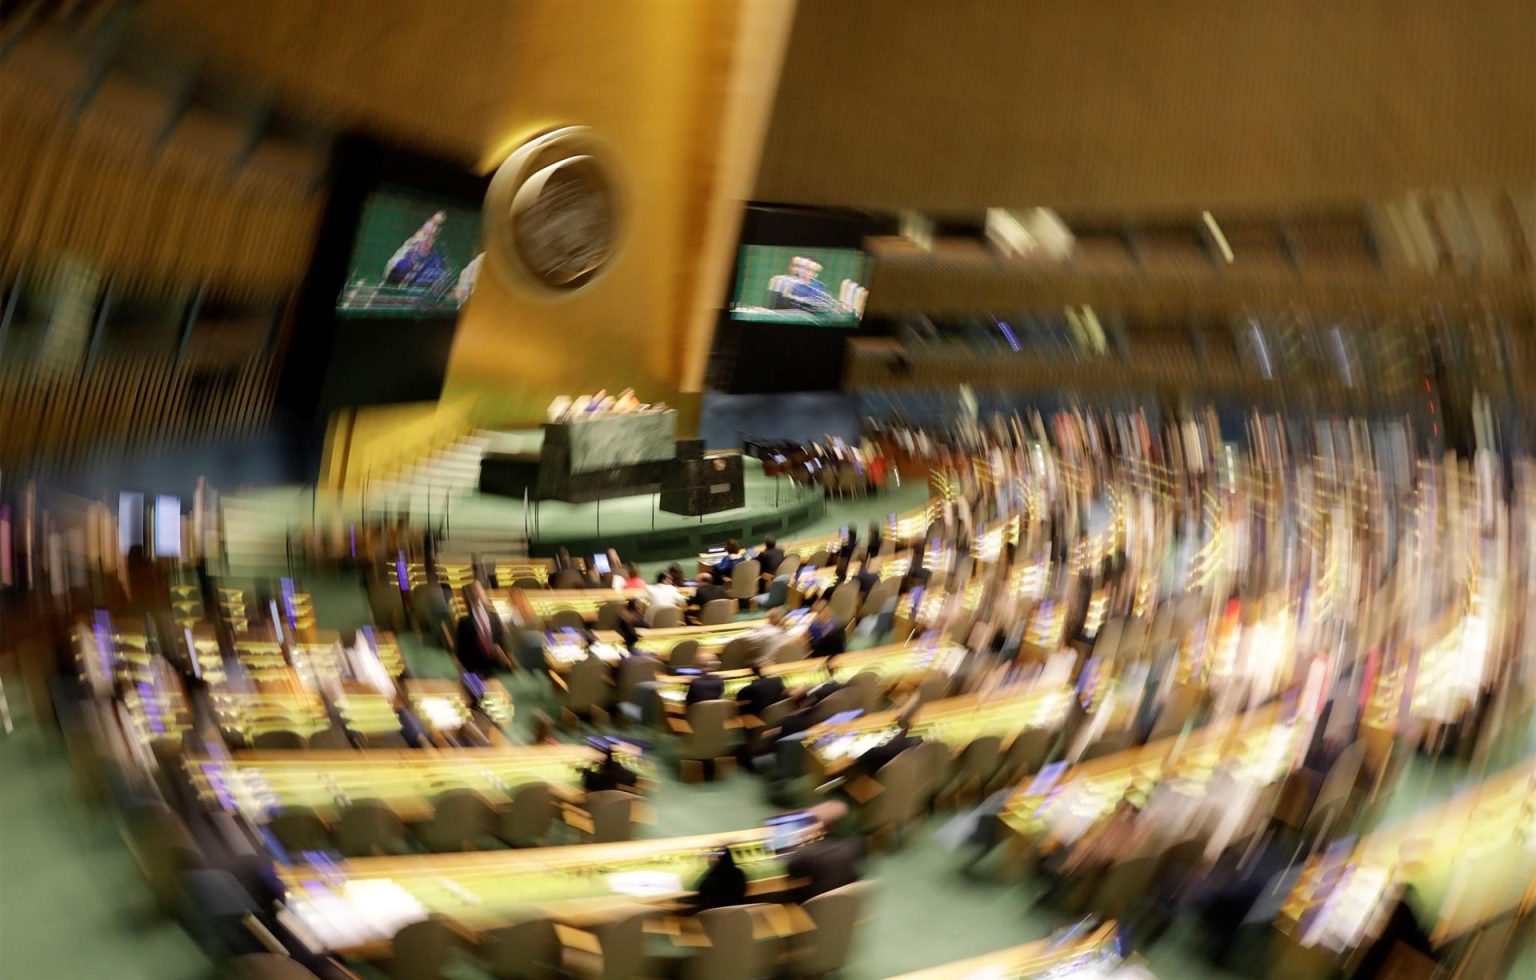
453,584,510,677
865,520,883,559
688,572,730,623
904,537,934,592
581,746,640,793
807,606,847,658
550,547,586,589
775,689,820,740
756,535,785,577
806,670,845,706
412,579,455,645
854,557,882,597
684,652,725,708
615,599,645,652
785,836,866,905
736,660,787,718
835,525,858,560
850,720,922,780
689,848,748,913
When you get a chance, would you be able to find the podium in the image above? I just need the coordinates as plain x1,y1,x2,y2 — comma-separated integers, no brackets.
480,410,679,503
660,454,745,516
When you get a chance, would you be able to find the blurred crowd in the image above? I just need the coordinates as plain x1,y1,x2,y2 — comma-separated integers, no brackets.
4,401,1533,978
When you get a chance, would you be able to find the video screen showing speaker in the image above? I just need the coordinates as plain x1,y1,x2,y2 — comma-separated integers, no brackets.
336,188,484,319
729,245,869,327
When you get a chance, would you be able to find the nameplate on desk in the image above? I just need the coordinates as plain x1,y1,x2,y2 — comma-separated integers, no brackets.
709,483,731,493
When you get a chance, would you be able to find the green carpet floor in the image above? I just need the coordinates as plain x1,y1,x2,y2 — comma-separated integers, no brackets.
2,484,1529,978
226,455,902,556
0,692,206,980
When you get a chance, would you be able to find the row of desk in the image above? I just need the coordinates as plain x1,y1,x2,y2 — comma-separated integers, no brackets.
276,826,806,957
999,703,1301,845
807,680,1077,779
1278,757,1536,953
82,619,511,749
208,672,513,744
890,922,1128,979
193,629,406,687
588,618,764,659
188,743,651,823
388,558,555,593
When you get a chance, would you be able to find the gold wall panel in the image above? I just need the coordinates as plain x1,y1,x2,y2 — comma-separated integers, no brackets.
757,0,1536,214
0,46,323,296
864,253,1536,319
0,354,279,473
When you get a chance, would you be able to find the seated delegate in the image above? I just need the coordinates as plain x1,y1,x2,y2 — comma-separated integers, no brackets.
688,848,748,913
736,659,787,718
756,535,785,577
713,538,748,578
581,745,640,793
688,573,730,622
683,652,725,708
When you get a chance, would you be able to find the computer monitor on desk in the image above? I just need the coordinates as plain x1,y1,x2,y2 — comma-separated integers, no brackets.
765,812,818,853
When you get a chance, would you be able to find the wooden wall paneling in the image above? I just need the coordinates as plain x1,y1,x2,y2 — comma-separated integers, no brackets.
757,0,1536,214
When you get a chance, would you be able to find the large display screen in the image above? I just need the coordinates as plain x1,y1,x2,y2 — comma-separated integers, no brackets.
336,189,484,318
729,245,869,326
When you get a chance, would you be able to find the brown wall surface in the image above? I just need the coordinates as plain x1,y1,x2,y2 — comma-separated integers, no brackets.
757,0,1536,215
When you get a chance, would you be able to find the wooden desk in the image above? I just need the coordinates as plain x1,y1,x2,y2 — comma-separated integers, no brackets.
387,560,479,593
283,589,317,631
1360,606,1480,738
578,620,765,661
187,743,651,824
805,681,1076,778
650,640,967,705
888,922,1120,978
210,672,332,738
969,513,1022,564
276,827,796,956
290,629,407,678
75,626,153,675
218,588,253,631
891,580,988,639
399,678,513,740
1278,758,1536,953
118,658,194,744
514,587,652,623
547,620,809,675
999,704,1301,846
468,677,515,727
326,683,397,737
787,552,915,606
491,559,554,587
231,638,287,675
888,555,1054,636
196,630,406,691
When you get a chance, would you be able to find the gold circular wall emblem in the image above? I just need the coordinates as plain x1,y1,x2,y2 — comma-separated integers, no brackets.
485,127,619,293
